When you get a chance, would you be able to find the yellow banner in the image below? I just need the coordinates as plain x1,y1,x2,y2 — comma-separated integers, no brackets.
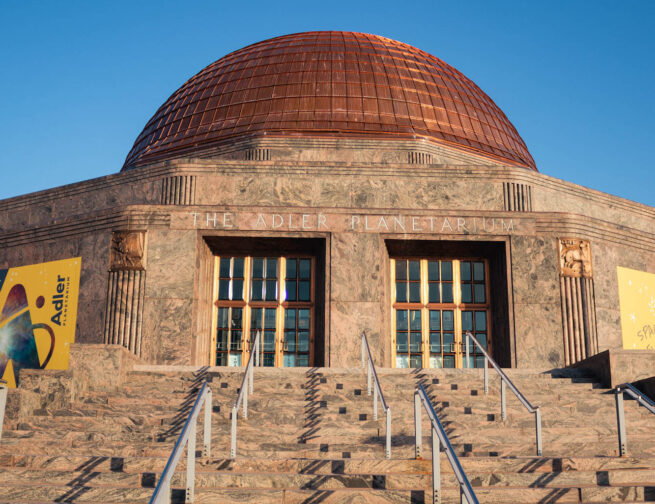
617,266,655,350
0,258,81,387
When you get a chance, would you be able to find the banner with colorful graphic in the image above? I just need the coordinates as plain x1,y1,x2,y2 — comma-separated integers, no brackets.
617,266,655,350
0,258,81,387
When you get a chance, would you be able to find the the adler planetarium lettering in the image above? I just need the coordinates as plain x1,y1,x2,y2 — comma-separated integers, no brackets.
189,212,517,234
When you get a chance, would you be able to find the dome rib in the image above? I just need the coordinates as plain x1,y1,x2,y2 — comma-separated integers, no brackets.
123,31,536,171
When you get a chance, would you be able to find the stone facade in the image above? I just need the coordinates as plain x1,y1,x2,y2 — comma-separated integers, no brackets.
1,138,654,370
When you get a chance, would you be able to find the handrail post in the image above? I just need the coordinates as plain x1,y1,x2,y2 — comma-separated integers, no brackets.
500,378,506,421
367,360,372,396
230,406,237,459
0,380,7,443
203,388,212,458
414,391,422,458
432,425,441,504
163,479,171,504
255,333,260,367
483,357,488,395
615,388,627,456
465,332,469,369
186,420,196,503
373,384,378,421
534,407,542,456
243,381,248,419
385,407,391,460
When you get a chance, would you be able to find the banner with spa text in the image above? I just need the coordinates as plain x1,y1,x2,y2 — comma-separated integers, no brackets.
618,266,655,350
0,258,81,387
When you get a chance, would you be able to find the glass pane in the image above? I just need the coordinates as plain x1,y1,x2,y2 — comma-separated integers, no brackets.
233,258,244,278
264,308,276,328
286,259,297,279
477,333,487,350
429,332,441,352
228,353,242,367
251,280,263,300
461,261,471,281
443,310,454,331
219,258,231,277
409,332,421,352
474,284,486,303
263,331,276,351
396,332,408,353
231,308,243,328
265,279,277,301
473,262,485,281
298,309,310,329
463,356,474,368
216,353,227,366
441,261,453,281
410,310,421,330
396,355,409,368
284,331,296,351
442,284,453,303
297,355,309,367
218,307,229,326
409,355,422,368
429,310,441,330
232,279,244,300
395,260,407,280
462,311,473,331
299,259,311,279
299,280,311,301
409,282,421,303
443,355,455,368
396,282,407,303
429,356,442,368
461,284,472,303
230,332,242,351
298,331,310,351
443,332,454,351
285,308,296,328
475,311,487,330
286,280,297,301
216,329,228,350
283,354,296,367
266,258,278,278
263,354,275,366
251,308,262,328
218,279,230,300
252,258,264,278
396,310,408,331
427,261,439,281
475,356,485,368
428,283,440,303
408,261,420,281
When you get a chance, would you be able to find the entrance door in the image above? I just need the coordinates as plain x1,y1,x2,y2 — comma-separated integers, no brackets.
212,255,314,367
391,258,491,368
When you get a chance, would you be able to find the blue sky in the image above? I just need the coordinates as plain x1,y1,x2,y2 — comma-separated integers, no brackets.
1,0,653,206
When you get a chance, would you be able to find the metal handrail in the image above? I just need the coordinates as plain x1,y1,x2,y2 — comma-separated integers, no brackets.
360,332,391,459
0,379,7,443
464,330,542,456
149,381,213,504
415,384,479,504
614,382,655,457
230,331,260,458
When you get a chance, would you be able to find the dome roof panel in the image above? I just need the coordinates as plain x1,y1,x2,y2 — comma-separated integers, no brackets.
123,31,536,171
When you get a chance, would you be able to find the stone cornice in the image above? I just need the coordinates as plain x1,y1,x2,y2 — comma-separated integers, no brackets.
0,208,170,248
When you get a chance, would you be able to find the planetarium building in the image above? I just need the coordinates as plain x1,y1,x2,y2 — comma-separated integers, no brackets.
1,31,654,380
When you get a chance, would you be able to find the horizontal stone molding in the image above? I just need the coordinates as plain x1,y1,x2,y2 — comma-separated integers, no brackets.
0,209,169,248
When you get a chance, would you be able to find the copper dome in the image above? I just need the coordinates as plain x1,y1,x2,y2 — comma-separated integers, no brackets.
123,31,536,171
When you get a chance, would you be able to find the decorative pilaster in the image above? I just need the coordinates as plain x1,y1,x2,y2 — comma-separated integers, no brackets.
558,238,598,365
161,175,196,205
503,182,532,211
103,231,147,357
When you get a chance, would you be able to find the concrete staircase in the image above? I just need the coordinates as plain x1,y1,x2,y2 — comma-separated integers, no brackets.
0,365,654,503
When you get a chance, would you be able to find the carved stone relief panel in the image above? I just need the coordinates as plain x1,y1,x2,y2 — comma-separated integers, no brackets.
110,231,146,271
559,238,592,278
